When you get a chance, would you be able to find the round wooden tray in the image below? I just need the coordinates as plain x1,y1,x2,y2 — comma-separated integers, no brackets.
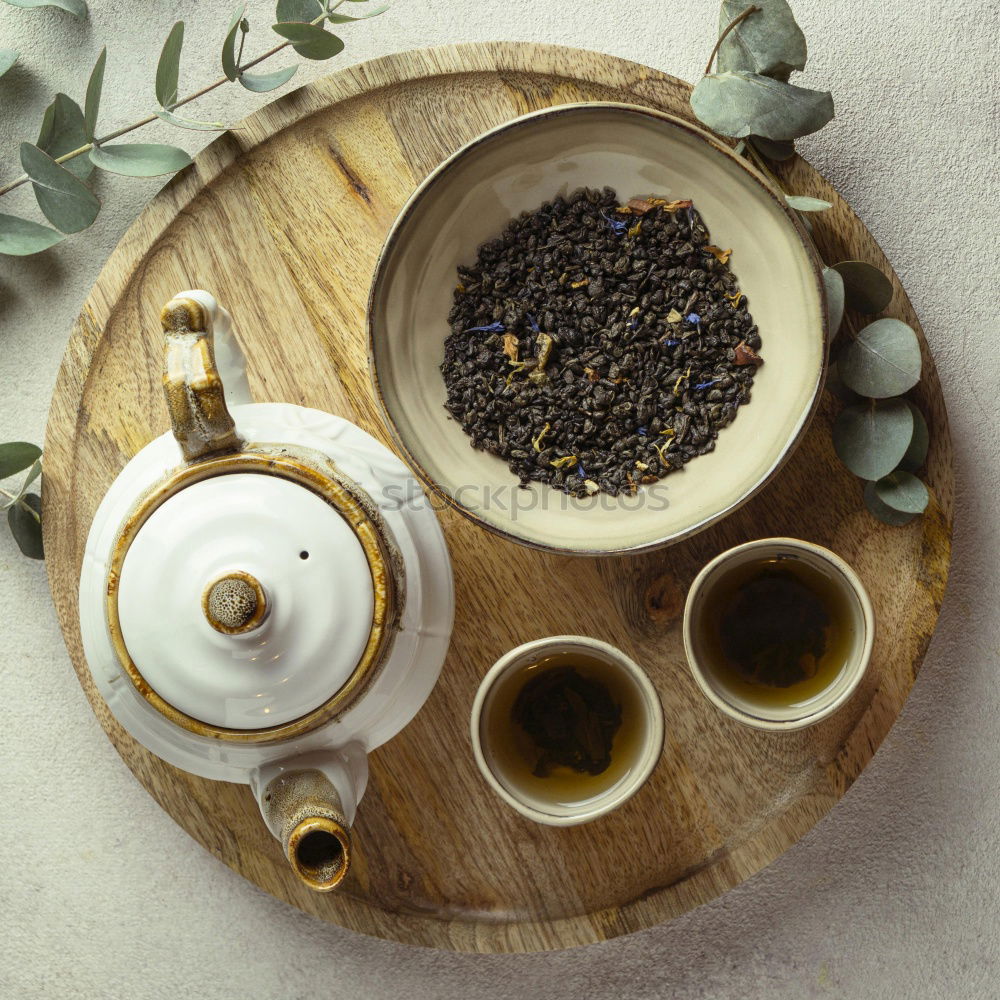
44,43,953,953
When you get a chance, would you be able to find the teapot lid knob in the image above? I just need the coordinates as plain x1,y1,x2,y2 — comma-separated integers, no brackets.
202,571,268,635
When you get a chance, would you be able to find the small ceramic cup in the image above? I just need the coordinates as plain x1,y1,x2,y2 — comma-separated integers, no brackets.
682,538,875,731
470,635,664,826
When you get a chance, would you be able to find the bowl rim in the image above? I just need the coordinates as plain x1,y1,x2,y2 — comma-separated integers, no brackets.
468,634,666,826
367,100,830,556
681,537,876,731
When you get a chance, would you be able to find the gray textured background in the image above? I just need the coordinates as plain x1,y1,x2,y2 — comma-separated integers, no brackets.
2,1,998,997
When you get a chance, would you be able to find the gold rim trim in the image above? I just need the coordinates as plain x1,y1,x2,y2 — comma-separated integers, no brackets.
105,450,397,743
287,816,352,892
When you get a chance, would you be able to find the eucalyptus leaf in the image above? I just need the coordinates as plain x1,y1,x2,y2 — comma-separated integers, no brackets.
20,142,100,234
0,49,18,78
748,135,795,160
785,194,831,212
271,22,344,60
1,0,86,19
822,266,845,336
863,481,917,527
156,21,185,108
13,459,42,503
239,64,298,92
328,4,388,21
690,71,834,140
874,469,929,515
275,0,323,21
90,143,192,177
833,398,912,481
154,110,227,131
222,6,245,81
824,360,861,405
8,493,43,559
37,93,93,180
838,318,921,398
0,213,63,255
832,260,893,314
0,442,42,480
900,401,929,472
717,0,806,78
84,47,106,140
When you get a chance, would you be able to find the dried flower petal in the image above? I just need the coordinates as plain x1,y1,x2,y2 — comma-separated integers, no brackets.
501,333,519,363
704,245,732,264
734,341,764,366
531,422,551,451
625,198,656,214
570,278,590,288
550,455,578,469
666,308,683,323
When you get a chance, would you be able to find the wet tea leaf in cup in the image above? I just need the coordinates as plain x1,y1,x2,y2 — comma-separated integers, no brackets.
833,398,912,481
838,318,921,398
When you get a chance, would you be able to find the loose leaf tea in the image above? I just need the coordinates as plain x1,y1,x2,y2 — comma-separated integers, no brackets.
442,187,762,497
511,665,622,777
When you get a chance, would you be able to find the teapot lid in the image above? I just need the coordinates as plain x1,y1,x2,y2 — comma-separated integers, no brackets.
112,469,387,733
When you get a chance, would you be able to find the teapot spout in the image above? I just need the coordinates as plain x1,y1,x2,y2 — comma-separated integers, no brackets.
251,746,368,892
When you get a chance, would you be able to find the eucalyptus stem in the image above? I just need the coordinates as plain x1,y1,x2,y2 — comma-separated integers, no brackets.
0,3,343,198
0,486,40,521
704,4,761,75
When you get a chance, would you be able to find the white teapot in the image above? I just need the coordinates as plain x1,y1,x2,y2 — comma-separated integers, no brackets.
79,291,454,891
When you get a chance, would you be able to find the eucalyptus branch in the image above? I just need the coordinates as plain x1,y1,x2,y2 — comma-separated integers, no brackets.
0,5,340,198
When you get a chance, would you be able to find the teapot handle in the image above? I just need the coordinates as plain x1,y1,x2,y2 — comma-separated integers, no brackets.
161,291,247,462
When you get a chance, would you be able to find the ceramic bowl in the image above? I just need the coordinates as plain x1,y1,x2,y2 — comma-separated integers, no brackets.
470,635,664,826
369,103,828,554
682,537,875,730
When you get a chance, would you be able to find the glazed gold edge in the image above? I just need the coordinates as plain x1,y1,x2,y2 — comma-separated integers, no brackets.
104,448,401,743
366,101,829,557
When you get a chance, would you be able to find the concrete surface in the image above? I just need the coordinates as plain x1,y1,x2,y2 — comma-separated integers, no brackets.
1,0,997,997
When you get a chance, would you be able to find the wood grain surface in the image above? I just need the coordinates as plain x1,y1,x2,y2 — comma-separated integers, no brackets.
43,43,953,953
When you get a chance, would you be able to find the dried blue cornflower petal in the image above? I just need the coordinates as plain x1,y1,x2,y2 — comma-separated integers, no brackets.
637,427,648,436
601,211,629,235
695,379,719,390
577,462,587,479
464,321,505,333
662,338,680,347
526,312,540,332
686,312,701,325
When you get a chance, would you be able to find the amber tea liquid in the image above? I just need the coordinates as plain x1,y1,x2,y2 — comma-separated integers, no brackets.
484,650,647,808
699,555,856,709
